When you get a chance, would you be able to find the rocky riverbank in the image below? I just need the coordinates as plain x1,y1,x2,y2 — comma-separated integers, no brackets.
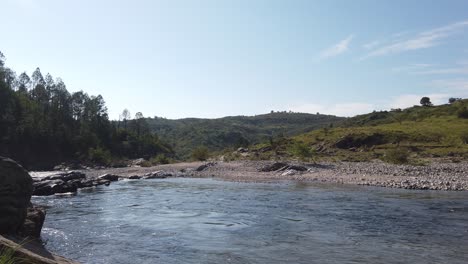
31,160,468,193
0,156,79,264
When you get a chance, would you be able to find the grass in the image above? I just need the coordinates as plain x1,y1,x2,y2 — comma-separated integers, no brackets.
0,245,23,264
239,100,468,164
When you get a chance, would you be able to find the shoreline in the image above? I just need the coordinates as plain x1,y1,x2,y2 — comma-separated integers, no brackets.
34,160,468,192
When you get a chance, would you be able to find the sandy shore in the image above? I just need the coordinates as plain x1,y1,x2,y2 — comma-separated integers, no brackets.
75,160,468,191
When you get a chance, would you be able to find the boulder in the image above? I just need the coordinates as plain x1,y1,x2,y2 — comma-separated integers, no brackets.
33,180,78,196
0,157,33,235
195,162,216,172
43,171,86,182
18,205,46,238
143,171,172,179
98,174,120,181
128,175,141,179
259,162,288,172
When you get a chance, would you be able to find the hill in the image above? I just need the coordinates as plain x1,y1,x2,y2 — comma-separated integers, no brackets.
146,112,344,159
240,100,468,163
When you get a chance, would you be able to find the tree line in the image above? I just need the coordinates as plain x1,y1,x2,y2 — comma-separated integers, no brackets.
0,51,172,169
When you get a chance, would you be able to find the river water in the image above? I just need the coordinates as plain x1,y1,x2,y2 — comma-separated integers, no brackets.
32,178,468,264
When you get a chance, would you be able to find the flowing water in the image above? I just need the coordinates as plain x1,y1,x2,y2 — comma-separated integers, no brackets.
32,178,468,264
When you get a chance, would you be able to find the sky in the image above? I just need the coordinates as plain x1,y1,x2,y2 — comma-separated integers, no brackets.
2,0,468,119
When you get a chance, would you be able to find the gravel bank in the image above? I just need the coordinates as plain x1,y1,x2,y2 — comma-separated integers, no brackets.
70,160,468,191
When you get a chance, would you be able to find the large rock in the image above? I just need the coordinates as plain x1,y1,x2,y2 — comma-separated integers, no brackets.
0,157,33,235
18,205,46,238
98,174,120,181
259,162,288,172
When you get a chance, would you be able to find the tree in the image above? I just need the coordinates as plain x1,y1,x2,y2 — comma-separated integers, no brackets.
449,97,461,104
420,97,432,107
31,67,45,88
17,72,31,93
120,109,131,129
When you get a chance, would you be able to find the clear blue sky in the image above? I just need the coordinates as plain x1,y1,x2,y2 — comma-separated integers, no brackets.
2,0,468,119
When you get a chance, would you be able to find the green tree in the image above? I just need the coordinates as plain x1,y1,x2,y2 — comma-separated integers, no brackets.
420,97,432,107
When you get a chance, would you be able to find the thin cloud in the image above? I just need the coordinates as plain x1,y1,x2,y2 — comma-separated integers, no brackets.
393,62,468,75
290,102,374,117
361,20,468,59
319,35,354,59
363,40,380,50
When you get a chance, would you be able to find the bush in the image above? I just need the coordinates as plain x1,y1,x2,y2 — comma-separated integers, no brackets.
461,134,468,144
457,107,468,119
151,154,170,165
383,148,409,164
191,146,209,161
293,142,313,161
88,147,111,165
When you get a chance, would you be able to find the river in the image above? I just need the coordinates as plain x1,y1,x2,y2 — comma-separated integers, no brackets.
32,178,468,264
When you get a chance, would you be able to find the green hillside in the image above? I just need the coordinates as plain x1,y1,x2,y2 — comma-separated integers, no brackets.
146,112,344,159
243,100,468,163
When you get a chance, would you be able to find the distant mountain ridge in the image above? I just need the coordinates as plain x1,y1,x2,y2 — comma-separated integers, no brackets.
145,112,345,159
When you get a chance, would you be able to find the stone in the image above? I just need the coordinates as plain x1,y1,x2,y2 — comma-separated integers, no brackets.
0,157,33,235
259,162,288,172
98,174,120,181
128,175,141,179
18,205,46,238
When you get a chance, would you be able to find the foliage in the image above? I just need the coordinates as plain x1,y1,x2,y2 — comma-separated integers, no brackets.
383,148,409,164
293,142,313,161
0,247,19,264
88,147,112,165
449,97,461,104
420,97,432,107
0,52,173,169
146,112,344,160
457,106,468,119
152,154,170,164
247,99,468,162
191,146,210,161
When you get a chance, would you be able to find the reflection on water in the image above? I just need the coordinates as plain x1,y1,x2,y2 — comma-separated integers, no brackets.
32,178,468,264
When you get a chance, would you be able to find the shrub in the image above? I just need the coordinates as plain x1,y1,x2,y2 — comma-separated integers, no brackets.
383,148,409,164
461,134,468,144
88,147,111,165
457,107,468,119
191,146,209,161
151,154,170,165
293,142,313,161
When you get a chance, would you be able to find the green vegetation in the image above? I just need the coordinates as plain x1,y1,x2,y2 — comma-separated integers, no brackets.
192,146,210,161
146,112,343,160
383,148,409,164
0,244,22,264
0,51,173,169
243,99,468,164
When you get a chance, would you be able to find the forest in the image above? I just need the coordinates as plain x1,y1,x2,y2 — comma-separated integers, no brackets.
0,51,172,170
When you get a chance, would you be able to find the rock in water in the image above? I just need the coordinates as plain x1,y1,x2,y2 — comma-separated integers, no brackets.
18,205,46,238
0,156,33,235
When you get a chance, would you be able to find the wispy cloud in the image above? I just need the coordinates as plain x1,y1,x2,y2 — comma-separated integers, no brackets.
392,62,468,75
289,102,374,117
363,40,380,50
361,20,468,59
319,35,354,59
431,79,468,92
